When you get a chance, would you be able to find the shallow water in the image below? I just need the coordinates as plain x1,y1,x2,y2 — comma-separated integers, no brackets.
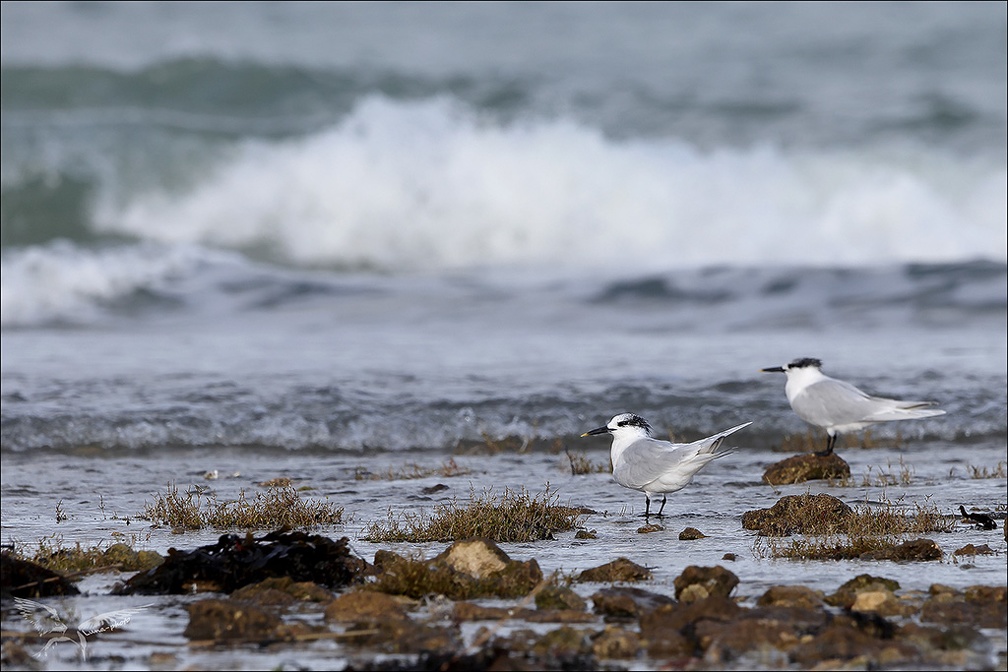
1,437,1005,669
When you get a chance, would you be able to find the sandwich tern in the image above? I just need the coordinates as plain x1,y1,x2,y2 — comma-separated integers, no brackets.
581,413,752,520
761,357,945,455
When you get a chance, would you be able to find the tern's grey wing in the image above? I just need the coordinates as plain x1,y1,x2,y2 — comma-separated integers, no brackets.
791,378,879,427
612,439,697,490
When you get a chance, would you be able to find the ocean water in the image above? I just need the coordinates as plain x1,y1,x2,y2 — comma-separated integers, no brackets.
1,2,1006,669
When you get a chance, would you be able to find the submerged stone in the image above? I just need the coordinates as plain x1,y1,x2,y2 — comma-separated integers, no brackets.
0,551,80,598
762,453,850,485
673,565,739,602
576,557,652,583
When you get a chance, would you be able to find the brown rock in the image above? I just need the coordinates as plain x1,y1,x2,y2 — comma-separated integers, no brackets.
953,543,995,556
850,590,914,617
535,584,587,612
673,565,739,602
859,538,943,561
592,626,642,659
576,557,652,583
575,529,597,539
590,586,675,619
758,585,825,610
742,493,852,536
184,598,283,642
789,621,919,668
344,619,461,655
531,626,593,658
695,606,829,660
231,577,332,605
762,452,851,485
826,574,901,608
434,538,510,578
325,589,409,622
678,527,707,540
639,597,742,656
921,588,1008,629
637,523,663,534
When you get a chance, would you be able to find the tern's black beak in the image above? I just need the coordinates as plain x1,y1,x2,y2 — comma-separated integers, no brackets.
580,426,610,437
761,366,785,373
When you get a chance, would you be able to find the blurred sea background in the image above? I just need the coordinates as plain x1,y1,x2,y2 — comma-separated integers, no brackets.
2,1,1005,456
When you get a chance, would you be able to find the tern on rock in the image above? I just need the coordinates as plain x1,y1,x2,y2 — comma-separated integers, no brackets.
761,357,945,456
581,413,752,521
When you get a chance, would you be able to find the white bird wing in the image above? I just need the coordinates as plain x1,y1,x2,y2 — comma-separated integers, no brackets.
794,378,942,428
77,605,152,637
614,422,751,490
13,597,64,635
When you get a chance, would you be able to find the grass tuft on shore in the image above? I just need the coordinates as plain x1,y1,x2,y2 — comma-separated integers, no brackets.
753,496,955,560
12,534,163,574
362,484,585,543
141,483,344,531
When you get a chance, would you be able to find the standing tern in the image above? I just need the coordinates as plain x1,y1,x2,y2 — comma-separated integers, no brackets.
761,357,945,456
581,413,752,521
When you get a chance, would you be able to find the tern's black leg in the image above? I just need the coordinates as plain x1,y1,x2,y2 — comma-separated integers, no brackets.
656,494,667,518
644,495,651,521
816,433,836,457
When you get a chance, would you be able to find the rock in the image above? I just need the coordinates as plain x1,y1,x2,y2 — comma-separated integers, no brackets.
953,543,994,556
451,601,594,624
850,590,914,617
921,585,1008,629
637,523,663,534
678,527,706,540
590,586,675,619
591,625,641,659
574,529,597,539
789,620,919,668
370,539,543,600
343,618,461,655
325,590,409,622
859,538,943,561
232,577,332,605
639,597,742,657
762,452,851,485
673,565,739,602
535,584,587,612
184,598,284,642
826,574,901,608
531,626,594,660
721,552,737,561
434,538,509,578
742,493,852,536
694,605,830,661
576,557,652,583
117,530,367,595
758,585,825,610
0,551,80,598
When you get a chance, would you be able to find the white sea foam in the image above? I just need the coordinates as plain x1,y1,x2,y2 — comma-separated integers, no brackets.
94,96,1006,273
0,242,212,326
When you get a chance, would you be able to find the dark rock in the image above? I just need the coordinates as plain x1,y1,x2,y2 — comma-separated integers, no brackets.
590,586,675,619
762,452,851,485
0,551,80,598
232,576,333,605
116,530,367,595
742,493,852,536
678,527,706,540
921,585,1008,629
789,620,919,668
721,553,737,561
421,484,449,495
574,529,597,540
673,565,738,602
636,523,663,534
344,618,462,655
859,538,943,561
639,597,742,657
576,557,652,583
694,606,830,661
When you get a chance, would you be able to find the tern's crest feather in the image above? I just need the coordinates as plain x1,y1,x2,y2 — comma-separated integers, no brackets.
610,413,653,436
788,357,823,370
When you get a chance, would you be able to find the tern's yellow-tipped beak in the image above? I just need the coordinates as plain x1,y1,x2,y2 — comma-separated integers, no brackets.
581,426,609,437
